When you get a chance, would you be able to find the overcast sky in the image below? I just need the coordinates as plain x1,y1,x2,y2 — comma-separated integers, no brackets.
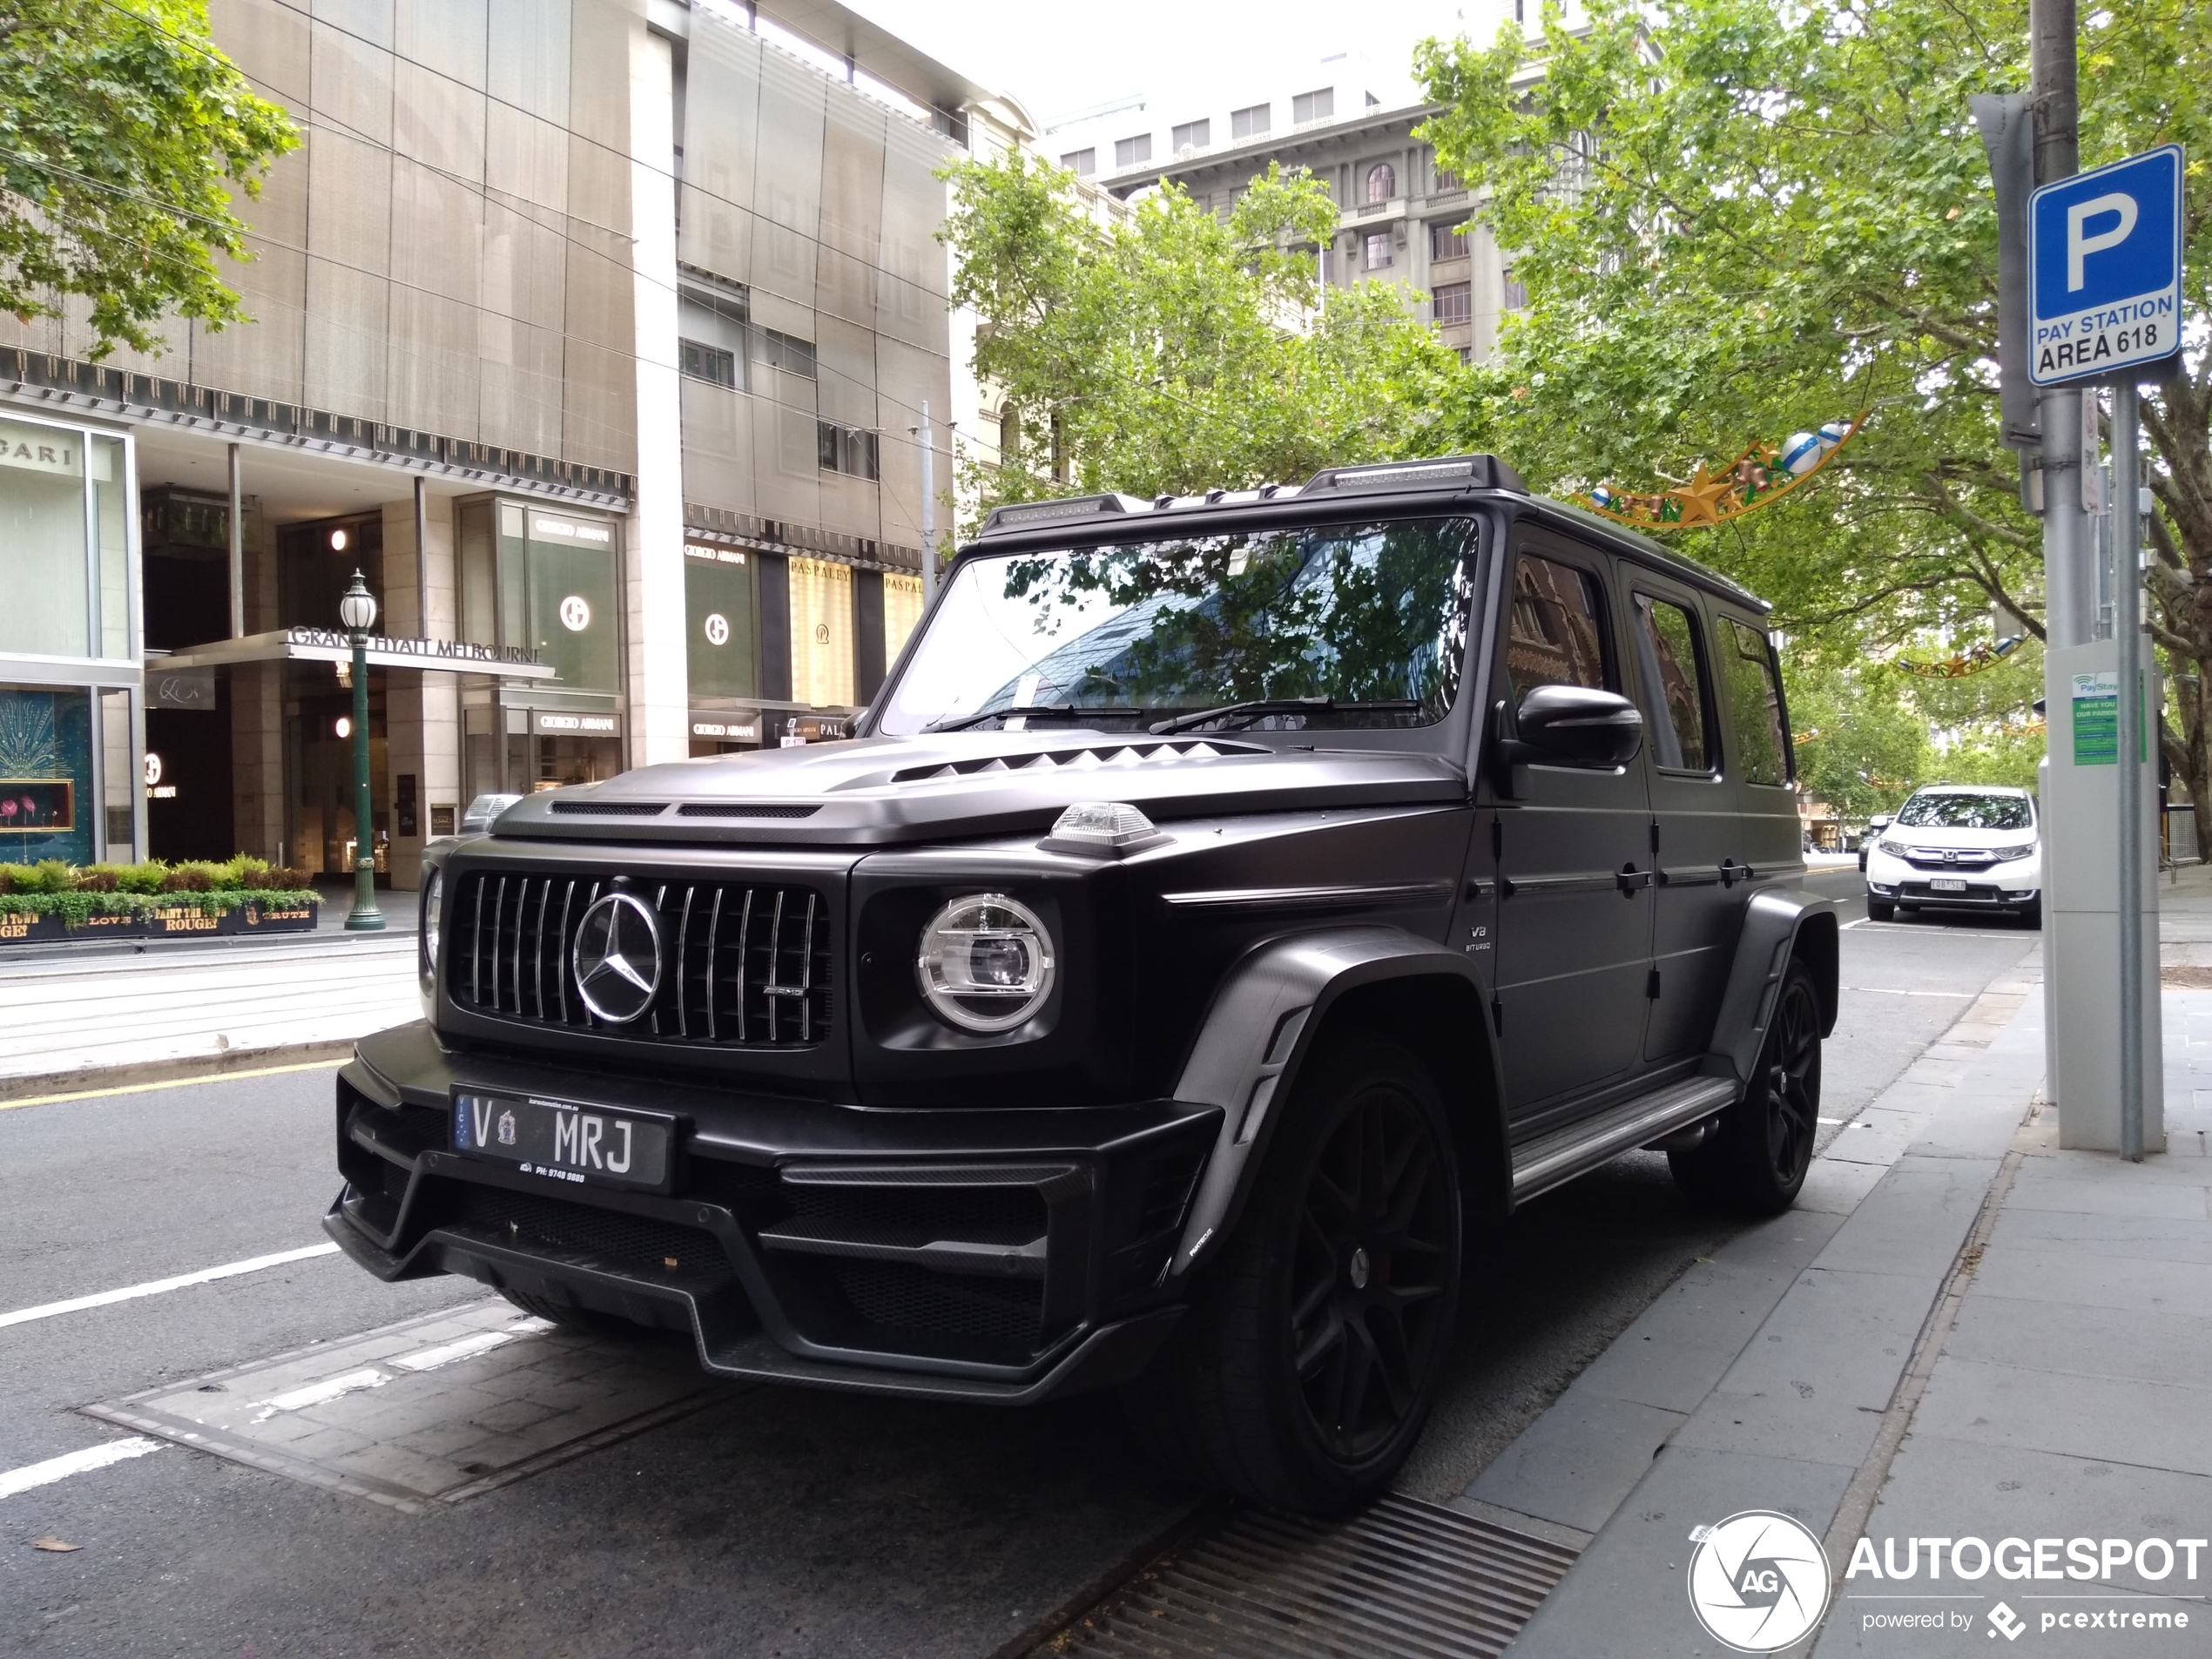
850,0,1514,126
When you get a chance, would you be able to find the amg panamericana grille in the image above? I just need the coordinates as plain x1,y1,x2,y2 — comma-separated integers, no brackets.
448,871,832,1047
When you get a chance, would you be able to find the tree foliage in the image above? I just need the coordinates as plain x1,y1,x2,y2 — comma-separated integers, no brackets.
940,150,1461,534
1,0,296,358
1415,0,2212,805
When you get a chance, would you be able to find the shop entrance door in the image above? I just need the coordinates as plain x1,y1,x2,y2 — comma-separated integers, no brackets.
286,665,388,882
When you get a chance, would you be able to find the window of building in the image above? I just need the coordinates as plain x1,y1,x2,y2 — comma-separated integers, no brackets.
1433,163,1464,192
1115,132,1152,169
1363,232,1393,270
680,339,738,388
816,422,881,481
1231,103,1270,141
1060,147,1096,176
1433,282,1471,324
758,327,816,378
1430,220,1469,261
1501,266,1529,309
453,500,620,694
1366,162,1397,203
0,415,97,659
685,543,758,700
1292,87,1334,125
1171,118,1210,152
788,556,856,709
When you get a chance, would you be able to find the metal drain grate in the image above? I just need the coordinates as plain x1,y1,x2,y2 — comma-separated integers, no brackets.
1043,1493,1580,1658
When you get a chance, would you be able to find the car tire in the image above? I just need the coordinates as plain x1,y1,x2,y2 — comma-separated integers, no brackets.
1123,1036,1464,1515
1669,961,1821,1217
2018,897,2042,929
1866,899,1895,921
500,1289,651,1337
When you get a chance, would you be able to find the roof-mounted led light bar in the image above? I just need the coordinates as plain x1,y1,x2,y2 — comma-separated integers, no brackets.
1300,454,1527,495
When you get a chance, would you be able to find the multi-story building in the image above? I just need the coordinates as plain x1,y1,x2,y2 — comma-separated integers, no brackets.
0,0,988,889
1043,41,1549,363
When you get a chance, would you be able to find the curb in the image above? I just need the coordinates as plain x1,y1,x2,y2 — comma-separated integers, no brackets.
0,1039,357,1105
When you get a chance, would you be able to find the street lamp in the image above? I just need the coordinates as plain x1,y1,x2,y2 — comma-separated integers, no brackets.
338,570,385,932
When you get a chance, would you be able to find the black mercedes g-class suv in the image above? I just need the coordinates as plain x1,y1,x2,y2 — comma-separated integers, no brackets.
327,453,1837,1514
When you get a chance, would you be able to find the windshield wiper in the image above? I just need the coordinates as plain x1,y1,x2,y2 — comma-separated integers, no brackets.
923,704,1146,733
1149,697,1423,736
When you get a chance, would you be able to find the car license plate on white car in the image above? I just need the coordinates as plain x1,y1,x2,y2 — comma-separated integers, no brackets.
451,1092,675,1191
1929,878,1968,892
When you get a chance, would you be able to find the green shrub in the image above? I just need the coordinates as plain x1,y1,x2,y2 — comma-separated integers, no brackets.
114,861,170,894
160,866,214,893
72,867,119,892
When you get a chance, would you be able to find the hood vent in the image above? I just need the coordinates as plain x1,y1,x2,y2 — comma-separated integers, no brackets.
677,802,822,819
890,738,1266,786
550,799,669,817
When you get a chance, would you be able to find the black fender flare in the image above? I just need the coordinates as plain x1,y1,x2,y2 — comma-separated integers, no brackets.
1165,927,1507,1278
1707,887,1839,1084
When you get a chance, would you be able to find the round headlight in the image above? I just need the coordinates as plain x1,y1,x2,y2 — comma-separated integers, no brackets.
421,866,442,982
917,893,1055,1032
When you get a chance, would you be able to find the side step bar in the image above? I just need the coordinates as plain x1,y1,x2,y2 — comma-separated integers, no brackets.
1510,1076,1739,1203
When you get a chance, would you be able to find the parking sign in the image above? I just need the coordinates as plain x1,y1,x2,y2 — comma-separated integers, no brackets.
2028,145,2183,385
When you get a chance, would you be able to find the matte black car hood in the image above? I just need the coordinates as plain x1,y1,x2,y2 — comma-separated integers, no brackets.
489,731,1470,846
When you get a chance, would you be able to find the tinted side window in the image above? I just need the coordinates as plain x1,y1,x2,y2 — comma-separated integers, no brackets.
1722,617,1790,785
1507,553,1610,698
1633,594,1710,770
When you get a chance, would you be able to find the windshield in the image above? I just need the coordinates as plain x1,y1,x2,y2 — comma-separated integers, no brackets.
1895,792,2033,831
878,518,1480,736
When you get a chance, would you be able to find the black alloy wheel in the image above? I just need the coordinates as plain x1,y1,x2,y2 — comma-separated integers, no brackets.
1288,1080,1458,1463
1123,1038,1464,1514
1670,960,1822,1215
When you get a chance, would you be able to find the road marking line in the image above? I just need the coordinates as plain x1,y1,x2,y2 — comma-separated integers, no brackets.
0,1437,166,1501
0,1059,343,1112
251,1367,390,1422
392,1330,521,1373
0,1243,341,1331
1841,987,1976,998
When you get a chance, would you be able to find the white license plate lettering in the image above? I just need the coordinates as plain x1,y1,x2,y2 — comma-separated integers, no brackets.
454,1095,671,1190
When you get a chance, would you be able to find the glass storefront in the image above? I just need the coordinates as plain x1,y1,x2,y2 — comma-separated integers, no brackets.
0,686,95,866
458,500,621,692
788,555,855,709
0,409,140,867
884,570,925,665
686,543,758,698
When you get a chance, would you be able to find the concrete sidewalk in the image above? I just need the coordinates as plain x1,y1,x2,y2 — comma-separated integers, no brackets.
1474,941,2212,1652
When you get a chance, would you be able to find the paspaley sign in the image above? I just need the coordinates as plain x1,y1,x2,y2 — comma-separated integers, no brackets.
2029,145,2184,385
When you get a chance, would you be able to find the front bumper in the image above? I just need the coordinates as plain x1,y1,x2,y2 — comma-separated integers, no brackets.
327,1022,1219,1404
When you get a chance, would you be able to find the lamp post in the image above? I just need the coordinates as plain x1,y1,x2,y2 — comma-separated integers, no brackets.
338,570,385,932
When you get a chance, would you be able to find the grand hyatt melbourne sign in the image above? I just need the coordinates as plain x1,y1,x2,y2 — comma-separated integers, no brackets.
280,627,543,670
154,628,557,679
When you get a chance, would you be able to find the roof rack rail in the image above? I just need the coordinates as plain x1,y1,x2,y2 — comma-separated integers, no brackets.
980,493,1151,535
1298,454,1527,495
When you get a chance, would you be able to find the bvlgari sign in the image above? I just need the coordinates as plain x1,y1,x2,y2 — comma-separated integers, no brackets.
153,629,557,680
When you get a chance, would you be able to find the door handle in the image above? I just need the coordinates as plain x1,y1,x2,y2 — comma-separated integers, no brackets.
1616,864,1651,896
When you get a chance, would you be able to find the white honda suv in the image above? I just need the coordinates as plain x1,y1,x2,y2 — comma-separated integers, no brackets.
1864,785,2040,927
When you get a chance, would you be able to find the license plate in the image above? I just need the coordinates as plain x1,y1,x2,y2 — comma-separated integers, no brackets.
451,1093,676,1192
1929,878,1968,892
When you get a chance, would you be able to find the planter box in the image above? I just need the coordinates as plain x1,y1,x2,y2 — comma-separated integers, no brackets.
0,911,64,943
64,910,147,941
145,903,239,939
239,899,320,934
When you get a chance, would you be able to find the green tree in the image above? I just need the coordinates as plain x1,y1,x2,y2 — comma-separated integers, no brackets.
2,0,296,358
1786,654,1934,822
1414,0,2212,806
940,150,1460,533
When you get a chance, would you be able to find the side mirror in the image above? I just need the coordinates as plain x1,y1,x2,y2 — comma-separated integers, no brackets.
1508,685,1645,770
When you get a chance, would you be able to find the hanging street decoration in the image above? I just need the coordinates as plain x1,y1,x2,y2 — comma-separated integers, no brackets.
1579,414,1865,529
1892,635,2028,679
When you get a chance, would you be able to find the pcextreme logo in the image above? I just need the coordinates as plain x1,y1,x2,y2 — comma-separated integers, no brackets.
1687,1510,1831,1652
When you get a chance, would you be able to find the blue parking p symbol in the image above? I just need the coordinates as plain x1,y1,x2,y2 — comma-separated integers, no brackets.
2028,145,2183,384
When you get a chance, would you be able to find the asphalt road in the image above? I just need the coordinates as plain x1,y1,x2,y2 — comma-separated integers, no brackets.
1,870,2039,1657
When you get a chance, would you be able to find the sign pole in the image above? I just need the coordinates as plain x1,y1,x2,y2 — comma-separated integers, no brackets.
2114,377,2146,1160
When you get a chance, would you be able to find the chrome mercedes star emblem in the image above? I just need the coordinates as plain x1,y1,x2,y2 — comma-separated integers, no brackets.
570,891,663,1023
